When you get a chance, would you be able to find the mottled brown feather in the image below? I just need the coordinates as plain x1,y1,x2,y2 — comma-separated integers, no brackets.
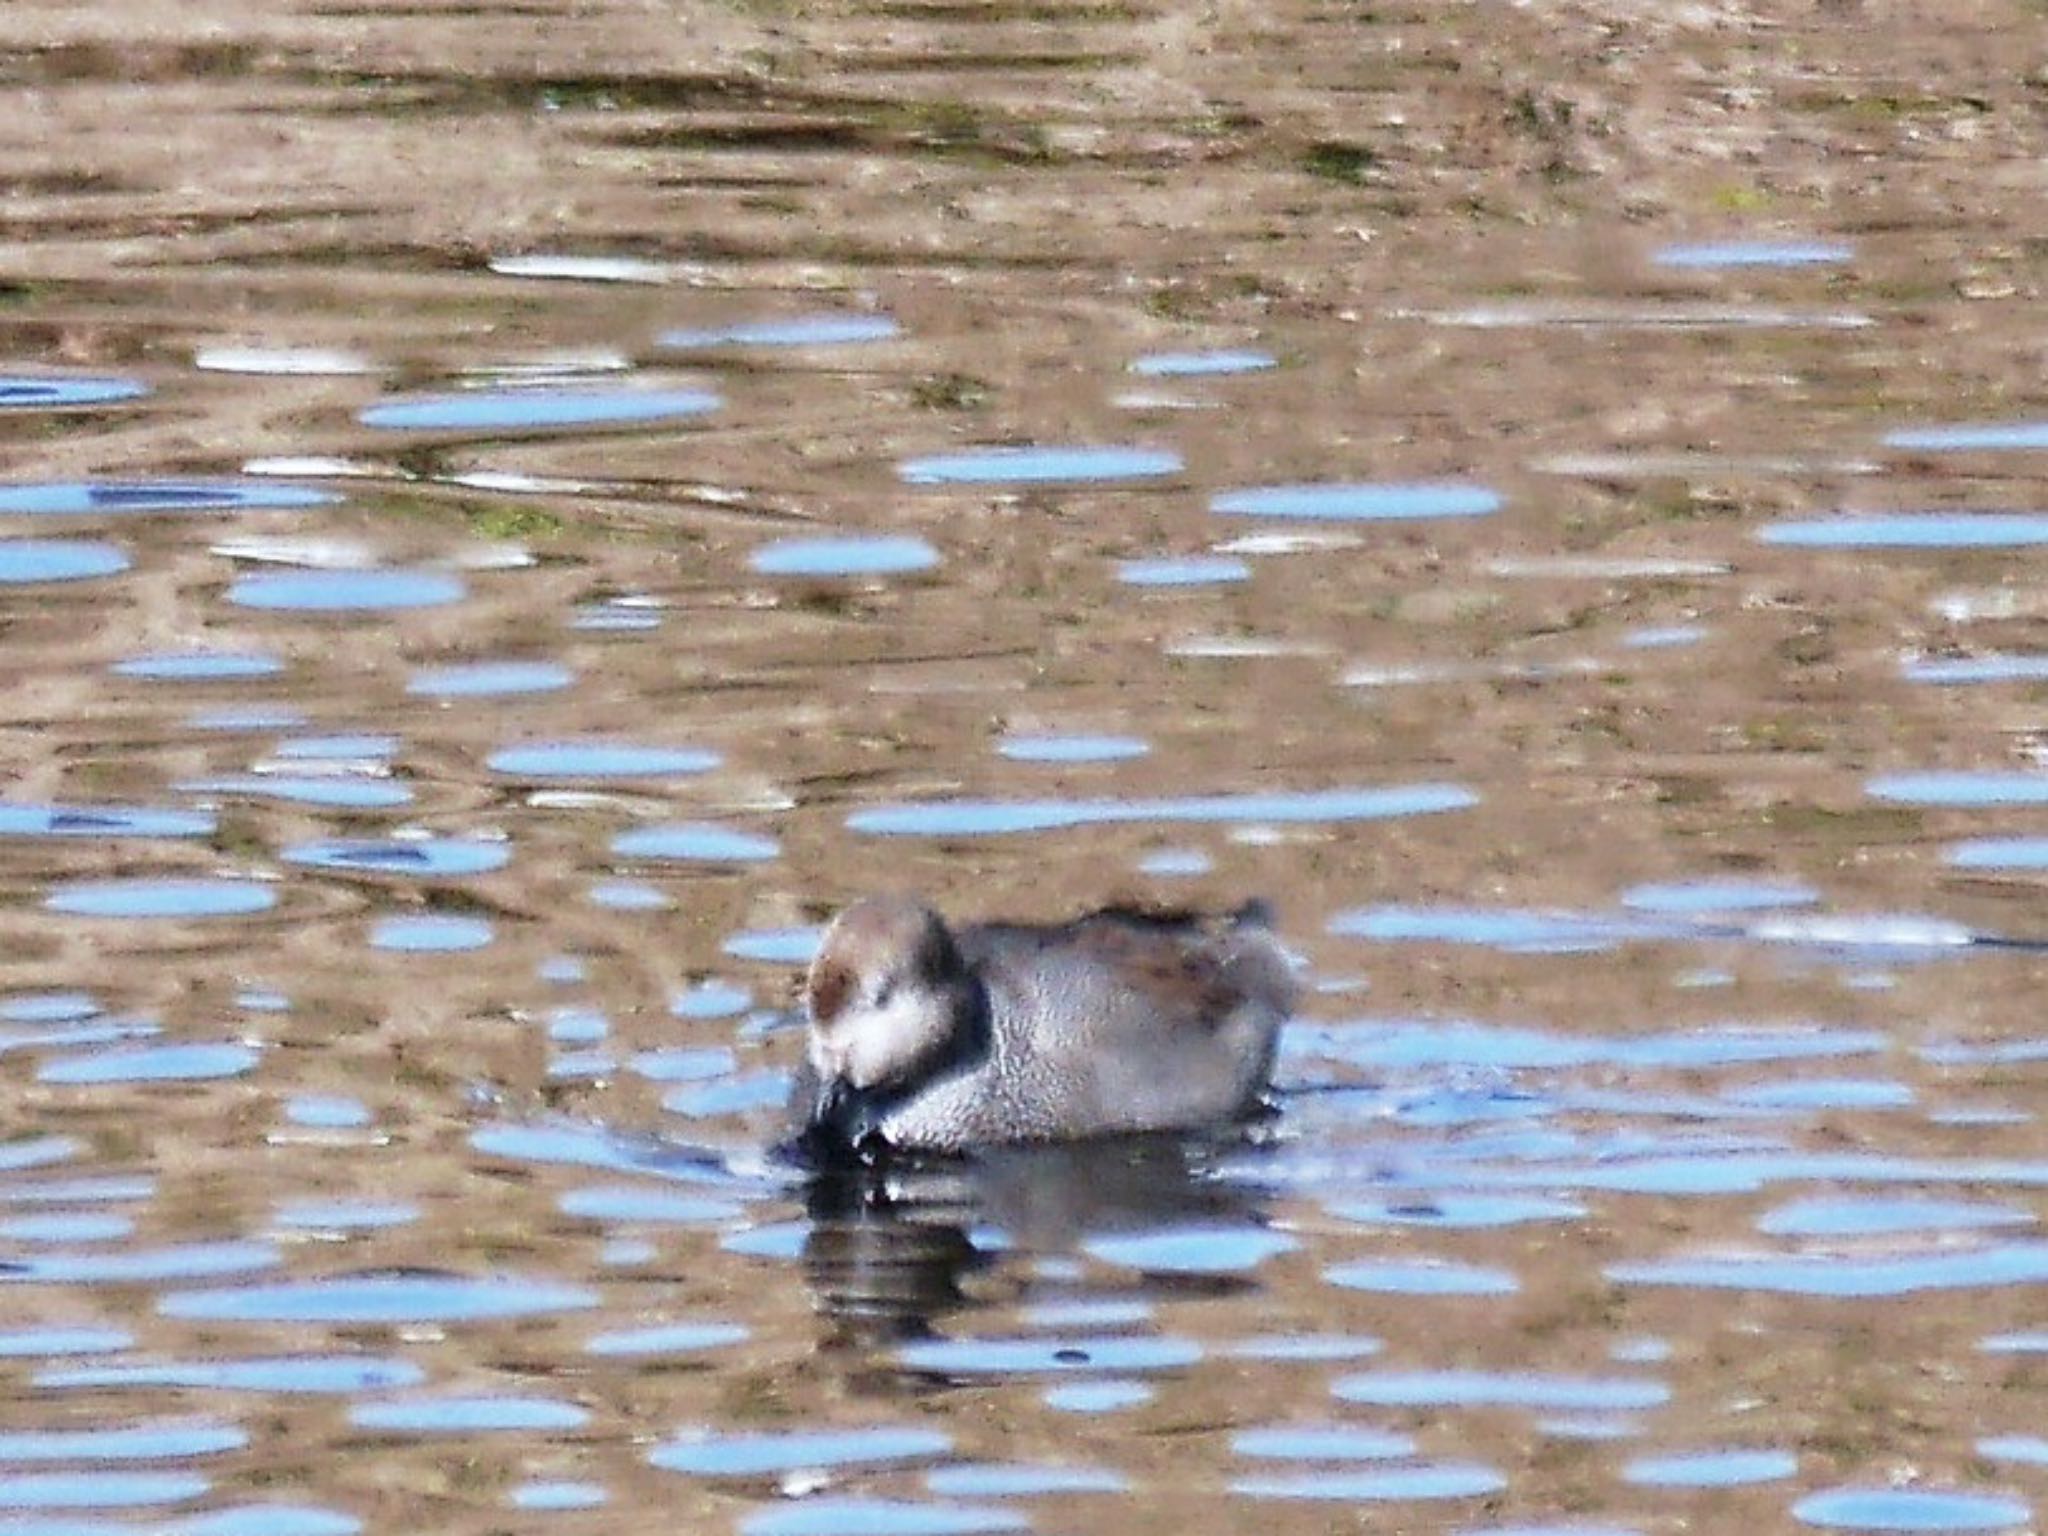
807,957,855,1026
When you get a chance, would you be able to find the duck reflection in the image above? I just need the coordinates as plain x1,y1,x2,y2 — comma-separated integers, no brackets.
794,1133,1275,1349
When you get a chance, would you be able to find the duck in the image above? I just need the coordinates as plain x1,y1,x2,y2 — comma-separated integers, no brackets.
788,895,1295,1155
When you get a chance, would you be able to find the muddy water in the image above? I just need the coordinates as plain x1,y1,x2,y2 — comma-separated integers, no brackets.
3,1,2046,1532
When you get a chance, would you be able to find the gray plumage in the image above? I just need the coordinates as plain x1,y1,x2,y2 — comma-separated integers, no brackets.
790,896,1296,1153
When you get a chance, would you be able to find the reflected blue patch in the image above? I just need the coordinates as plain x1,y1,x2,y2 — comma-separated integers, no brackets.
159,1273,598,1323
900,1335,1200,1375
0,1471,209,1509
1868,772,2048,807
572,604,660,632
1622,624,1707,649
1232,1425,1414,1461
1,1242,279,1285
1117,556,1250,587
1,993,101,1022
0,540,129,583
360,386,720,431
0,1136,80,1172
1903,654,2048,685
1885,422,2048,452
1323,1258,1519,1295
44,880,276,919
1227,1334,1382,1361
662,1071,786,1118
559,1186,741,1225
1212,482,1500,521
188,706,306,732
631,1047,738,1082
173,1508,363,1536
1655,241,1851,269
1229,1463,1507,1501
1978,1437,2048,1467
1332,901,1989,958
586,1320,749,1356
1760,513,2048,548
370,915,493,952
899,446,1182,485
660,315,900,348
113,651,282,681
613,824,780,862
1330,904,1659,953
513,1482,607,1511
1981,1334,2048,1354
228,569,466,611
1723,1078,1912,1110
1621,880,1817,914
0,1171,148,1201
1758,1197,2032,1237
550,1050,614,1080
590,880,667,910
1084,1226,1296,1274
722,926,822,963
1948,837,2048,869
1624,1448,1797,1486
38,1044,258,1085
0,481,335,515
1129,349,1276,377
751,535,940,576
285,1095,369,1129
1138,847,1211,876
1611,1242,2048,1296
273,1202,417,1231
1611,1338,1671,1364
741,1499,1025,1536
39,1357,423,1394
654,1426,951,1477
488,741,720,778
0,1423,245,1462
407,659,575,697
1043,1380,1152,1413
0,375,148,409
927,1464,1127,1497
0,804,214,839
1792,1488,2031,1531
999,734,1148,764
852,784,1474,836
1921,1037,2048,1066
1335,1371,1668,1410
284,838,508,877
720,1222,808,1260
275,735,397,762
0,1328,132,1357
548,1007,607,1044
1021,1299,1149,1330
350,1397,589,1433
1327,1194,1585,1229
469,1121,766,1185
671,982,751,1019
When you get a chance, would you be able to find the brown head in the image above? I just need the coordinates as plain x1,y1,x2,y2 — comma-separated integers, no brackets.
804,896,975,1092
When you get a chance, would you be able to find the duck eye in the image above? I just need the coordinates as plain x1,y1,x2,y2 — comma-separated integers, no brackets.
873,978,896,1008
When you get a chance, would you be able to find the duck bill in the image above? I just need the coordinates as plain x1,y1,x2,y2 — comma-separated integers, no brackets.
810,1075,889,1158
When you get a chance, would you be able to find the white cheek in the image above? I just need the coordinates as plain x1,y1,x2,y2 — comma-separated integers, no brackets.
842,995,940,1088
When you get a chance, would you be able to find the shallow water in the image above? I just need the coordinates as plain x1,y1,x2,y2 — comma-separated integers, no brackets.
2,1,2046,1533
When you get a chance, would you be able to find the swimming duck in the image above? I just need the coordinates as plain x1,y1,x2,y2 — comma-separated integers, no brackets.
789,896,1295,1154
